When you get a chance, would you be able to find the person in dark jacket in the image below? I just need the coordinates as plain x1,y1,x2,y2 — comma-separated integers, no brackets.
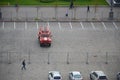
21,59,26,70
87,5,90,12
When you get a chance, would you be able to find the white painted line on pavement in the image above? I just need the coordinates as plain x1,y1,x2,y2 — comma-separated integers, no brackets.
47,22,50,28
58,22,61,30
14,22,16,29
102,22,107,30
80,22,84,30
91,22,96,30
69,22,72,29
25,22,27,29
36,22,38,29
2,22,4,29
113,22,118,30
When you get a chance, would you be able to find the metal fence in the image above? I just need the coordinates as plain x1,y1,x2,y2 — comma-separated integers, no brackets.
0,6,120,21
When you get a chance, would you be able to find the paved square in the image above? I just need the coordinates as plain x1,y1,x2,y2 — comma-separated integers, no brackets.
0,21,120,80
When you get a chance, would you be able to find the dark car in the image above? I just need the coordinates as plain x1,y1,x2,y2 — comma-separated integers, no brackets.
106,0,120,6
117,72,120,80
113,0,120,6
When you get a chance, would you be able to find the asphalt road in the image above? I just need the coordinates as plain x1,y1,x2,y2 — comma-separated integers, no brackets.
0,21,120,80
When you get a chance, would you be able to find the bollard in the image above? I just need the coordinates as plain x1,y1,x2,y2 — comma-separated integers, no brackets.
28,50,31,64
109,0,114,20
109,11,114,20
26,12,28,21
0,8,2,20
67,53,69,64
86,12,88,21
8,52,11,64
55,7,58,19
36,7,39,19
105,52,108,64
0,52,3,63
0,12,2,20
86,52,89,64
48,53,50,64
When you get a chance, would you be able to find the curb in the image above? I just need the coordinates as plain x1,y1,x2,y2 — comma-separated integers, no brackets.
0,18,120,22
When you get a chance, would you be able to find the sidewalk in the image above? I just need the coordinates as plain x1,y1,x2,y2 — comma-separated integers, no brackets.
0,6,120,22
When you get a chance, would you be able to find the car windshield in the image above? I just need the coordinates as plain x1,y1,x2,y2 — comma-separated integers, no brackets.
99,76,107,79
119,73,120,75
41,34,49,37
74,74,81,78
54,76,61,79
114,0,120,3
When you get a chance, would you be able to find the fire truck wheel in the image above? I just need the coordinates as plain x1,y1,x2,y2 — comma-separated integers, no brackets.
48,43,51,47
40,43,43,47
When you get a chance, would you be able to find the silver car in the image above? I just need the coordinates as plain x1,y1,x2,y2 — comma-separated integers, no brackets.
90,71,108,80
69,71,83,80
48,71,62,80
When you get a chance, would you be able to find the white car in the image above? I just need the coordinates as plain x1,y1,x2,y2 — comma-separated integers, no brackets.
48,71,62,80
90,71,108,80
69,71,83,80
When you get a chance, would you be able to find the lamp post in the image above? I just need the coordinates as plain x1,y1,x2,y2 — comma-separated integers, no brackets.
36,6,39,19
109,0,114,20
55,0,58,20
0,8,2,20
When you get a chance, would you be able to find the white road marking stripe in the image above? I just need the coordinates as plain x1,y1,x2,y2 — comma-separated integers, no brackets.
14,22,16,29
102,22,107,30
25,22,27,29
80,22,84,30
91,22,96,30
47,22,50,28
69,22,72,29
113,22,118,30
36,22,38,29
58,22,61,30
2,22,4,29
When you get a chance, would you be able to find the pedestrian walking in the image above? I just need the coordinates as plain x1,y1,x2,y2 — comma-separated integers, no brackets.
65,10,68,17
87,5,90,12
69,1,74,9
15,4,18,7
21,59,26,70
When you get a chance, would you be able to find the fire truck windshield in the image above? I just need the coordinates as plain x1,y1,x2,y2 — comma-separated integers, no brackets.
41,34,49,37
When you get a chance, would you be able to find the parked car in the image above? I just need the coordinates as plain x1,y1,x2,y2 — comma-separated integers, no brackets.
106,0,120,6
90,71,108,80
117,72,120,80
48,71,62,80
69,71,83,80
113,0,120,6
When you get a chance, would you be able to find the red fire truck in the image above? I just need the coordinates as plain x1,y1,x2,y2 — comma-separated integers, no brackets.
38,26,52,47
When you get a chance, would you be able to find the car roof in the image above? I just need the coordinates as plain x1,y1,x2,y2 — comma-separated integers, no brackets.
118,72,120,75
49,71,61,77
94,71,106,76
71,71,81,75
